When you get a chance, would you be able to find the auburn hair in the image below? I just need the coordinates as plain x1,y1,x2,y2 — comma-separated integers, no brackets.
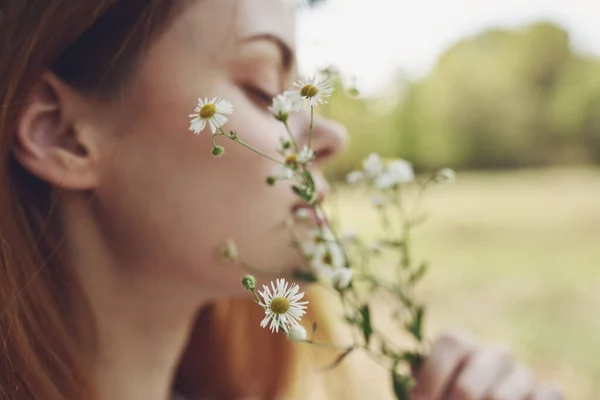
0,1,363,399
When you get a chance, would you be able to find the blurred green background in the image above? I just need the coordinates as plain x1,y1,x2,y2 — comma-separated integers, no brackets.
310,16,600,399
323,22,600,176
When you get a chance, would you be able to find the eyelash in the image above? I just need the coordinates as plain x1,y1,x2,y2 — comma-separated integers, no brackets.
243,85,274,110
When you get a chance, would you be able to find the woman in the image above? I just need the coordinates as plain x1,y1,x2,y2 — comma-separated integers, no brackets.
0,0,563,399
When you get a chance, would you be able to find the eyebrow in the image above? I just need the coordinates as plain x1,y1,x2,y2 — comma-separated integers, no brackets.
241,33,294,71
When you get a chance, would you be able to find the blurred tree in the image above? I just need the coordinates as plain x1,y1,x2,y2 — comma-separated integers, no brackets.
323,21,600,179
396,22,578,169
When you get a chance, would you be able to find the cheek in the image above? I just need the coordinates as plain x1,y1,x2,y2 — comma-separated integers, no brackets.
95,93,299,286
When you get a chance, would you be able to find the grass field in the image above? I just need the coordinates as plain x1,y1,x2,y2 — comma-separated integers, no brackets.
330,167,600,399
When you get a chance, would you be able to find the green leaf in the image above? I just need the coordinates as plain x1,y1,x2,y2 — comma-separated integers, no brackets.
359,304,373,345
380,239,404,248
399,351,424,370
406,306,425,341
292,269,318,283
324,346,354,370
391,372,415,400
381,342,396,358
409,262,429,284
302,170,315,189
291,186,311,203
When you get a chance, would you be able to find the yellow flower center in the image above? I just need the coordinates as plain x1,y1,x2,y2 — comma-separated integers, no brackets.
300,84,319,98
270,297,290,314
285,153,298,165
199,103,217,119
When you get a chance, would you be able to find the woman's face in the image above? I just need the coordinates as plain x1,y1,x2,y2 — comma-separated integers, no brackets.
88,0,347,296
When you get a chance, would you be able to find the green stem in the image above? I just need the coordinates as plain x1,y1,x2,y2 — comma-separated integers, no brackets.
249,288,263,307
314,203,351,268
409,180,429,218
303,340,353,351
284,121,300,152
308,106,314,148
401,221,411,270
235,259,283,279
219,128,285,165
377,205,394,237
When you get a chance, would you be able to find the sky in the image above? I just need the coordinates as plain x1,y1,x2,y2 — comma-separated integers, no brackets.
297,0,600,94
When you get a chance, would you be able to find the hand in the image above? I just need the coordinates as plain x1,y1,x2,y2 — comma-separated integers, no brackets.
411,330,563,400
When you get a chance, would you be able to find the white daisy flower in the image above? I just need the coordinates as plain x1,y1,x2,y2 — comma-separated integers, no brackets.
287,324,308,342
312,245,346,272
346,171,364,186
258,278,309,333
298,146,316,164
362,153,384,178
285,75,334,110
304,231,347,272
340,229,358,245
301,230,348,279
301,229,334,258
269,94,294,122
272,165,295,181
371,195,386,208
374,159,415,189
388,159,414,181
189,97,234,135
294,208,311,221
329,268,354,291
435,168,456,184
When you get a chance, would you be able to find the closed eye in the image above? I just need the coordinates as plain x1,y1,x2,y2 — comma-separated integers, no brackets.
242,84,274,110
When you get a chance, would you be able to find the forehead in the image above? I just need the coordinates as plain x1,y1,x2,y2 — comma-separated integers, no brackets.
174,0,296,55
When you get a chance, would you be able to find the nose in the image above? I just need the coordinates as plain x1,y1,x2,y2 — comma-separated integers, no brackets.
291,110,348,164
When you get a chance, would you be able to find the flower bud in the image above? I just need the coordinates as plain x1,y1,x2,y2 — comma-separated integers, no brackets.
434,168,456,184
221,239,238,260
287,324,308,342
241,275,256,291
212,145,225,157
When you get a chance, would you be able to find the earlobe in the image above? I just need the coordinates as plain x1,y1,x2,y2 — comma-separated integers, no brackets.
12,72,98,190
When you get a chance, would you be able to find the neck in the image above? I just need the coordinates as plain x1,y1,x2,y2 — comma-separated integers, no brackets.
63,197,206,400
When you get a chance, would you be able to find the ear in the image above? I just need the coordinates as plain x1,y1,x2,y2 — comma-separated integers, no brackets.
12,72,100,190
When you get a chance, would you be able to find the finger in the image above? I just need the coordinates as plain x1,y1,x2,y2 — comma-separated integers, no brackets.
447,345,513,400
528,383,564,400
411,330,479,400
487,364,536,400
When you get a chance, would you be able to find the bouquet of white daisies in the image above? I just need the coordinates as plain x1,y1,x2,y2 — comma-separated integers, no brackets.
188,73,455,399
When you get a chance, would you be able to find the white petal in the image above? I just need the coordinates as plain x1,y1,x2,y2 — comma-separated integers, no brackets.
287,325,307,342
330,268,353,290
208,119,218,134
189,119,206,135
215,100,234,114
212,114,228,127
260,314,271,328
